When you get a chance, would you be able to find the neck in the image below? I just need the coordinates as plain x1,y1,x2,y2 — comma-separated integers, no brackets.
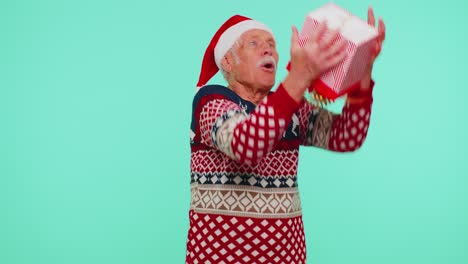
228,81,270,106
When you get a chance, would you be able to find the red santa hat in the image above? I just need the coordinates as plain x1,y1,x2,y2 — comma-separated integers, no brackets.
196,14,274,90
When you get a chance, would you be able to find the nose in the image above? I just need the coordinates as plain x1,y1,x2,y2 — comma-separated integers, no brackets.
262,44,273,56
263,48,272,56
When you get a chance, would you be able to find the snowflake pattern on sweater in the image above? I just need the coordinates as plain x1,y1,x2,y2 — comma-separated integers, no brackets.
187,83,373,264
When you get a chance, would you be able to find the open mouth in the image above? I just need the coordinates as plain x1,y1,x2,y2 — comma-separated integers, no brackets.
260,62,275,72
257,56,277,73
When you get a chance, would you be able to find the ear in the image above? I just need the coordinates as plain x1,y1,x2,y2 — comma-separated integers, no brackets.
220,52,233,73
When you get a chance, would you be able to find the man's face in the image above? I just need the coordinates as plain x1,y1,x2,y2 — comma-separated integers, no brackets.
229,29,279,92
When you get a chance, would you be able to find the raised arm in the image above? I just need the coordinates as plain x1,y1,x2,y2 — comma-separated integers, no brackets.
298,83,374,151
298,6,386,151
196,84,301,166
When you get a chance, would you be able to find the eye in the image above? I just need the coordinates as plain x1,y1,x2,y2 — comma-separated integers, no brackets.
249,40,257,47
268,41,276,48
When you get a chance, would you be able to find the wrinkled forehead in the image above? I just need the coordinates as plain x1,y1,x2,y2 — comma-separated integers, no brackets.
239,29,275,42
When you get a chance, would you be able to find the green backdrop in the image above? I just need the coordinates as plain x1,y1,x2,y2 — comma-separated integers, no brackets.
1,0,467,263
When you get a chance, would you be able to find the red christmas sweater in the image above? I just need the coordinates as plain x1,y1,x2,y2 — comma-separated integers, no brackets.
186,82,374,264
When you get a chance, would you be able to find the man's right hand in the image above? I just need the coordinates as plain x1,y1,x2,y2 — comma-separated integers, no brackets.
283,22,347,103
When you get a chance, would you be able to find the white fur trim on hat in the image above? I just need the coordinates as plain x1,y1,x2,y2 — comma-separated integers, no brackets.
214,20,274,69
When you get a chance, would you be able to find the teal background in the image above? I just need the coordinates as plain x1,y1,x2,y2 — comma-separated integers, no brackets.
1,0,467,263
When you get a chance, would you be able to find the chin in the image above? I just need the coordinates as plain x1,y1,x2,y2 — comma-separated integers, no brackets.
258,83,275,92
257,76,276,87
261,79,276,90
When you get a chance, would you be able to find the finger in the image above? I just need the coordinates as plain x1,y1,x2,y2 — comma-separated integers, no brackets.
291,25,300,48
369,42,378,59
323,38,347,61
320,29,340,50
370,42,382,63
375,42,382,55
325,48,347,69
378,18,386,41
317,22,329,41
368,6,375,27
311,22,327,43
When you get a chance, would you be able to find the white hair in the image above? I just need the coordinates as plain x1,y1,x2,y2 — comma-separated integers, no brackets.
220,39,242,82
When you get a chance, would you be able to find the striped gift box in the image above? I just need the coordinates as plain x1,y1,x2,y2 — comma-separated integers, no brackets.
291,3,378,101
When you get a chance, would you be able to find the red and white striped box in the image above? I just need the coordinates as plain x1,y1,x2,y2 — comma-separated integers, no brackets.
294,3,378,101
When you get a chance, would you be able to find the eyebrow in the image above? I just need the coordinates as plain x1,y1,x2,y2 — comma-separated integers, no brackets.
248,34,276,44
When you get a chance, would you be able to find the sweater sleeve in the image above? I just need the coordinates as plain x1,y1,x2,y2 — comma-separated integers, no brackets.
197,84,302,165
298,81,374,151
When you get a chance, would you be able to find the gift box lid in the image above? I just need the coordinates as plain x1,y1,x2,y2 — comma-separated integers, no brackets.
307,2,377,44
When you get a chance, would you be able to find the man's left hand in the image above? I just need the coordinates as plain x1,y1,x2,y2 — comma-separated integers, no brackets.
360,6,386,90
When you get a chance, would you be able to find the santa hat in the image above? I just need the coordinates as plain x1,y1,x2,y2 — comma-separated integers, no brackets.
196,14,274,90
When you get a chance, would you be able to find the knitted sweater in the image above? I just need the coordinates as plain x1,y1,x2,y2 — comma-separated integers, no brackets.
185,83,373,264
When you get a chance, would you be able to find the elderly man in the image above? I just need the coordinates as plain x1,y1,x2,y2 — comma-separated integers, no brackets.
186,8,385,264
